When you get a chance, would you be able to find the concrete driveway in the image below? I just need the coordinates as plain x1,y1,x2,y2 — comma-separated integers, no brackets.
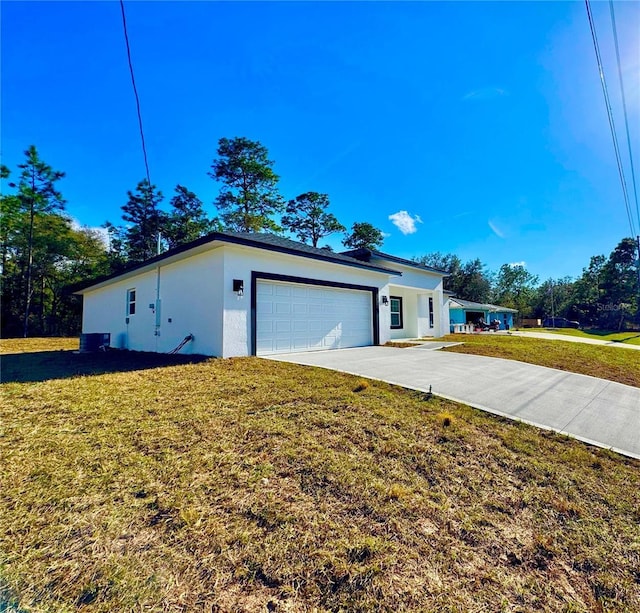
266,346,640,459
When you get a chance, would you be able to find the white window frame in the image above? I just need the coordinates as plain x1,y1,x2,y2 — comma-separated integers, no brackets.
127,288,136,316
390,296,403,329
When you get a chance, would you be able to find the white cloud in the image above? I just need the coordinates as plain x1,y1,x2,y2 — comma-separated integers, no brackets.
388,210,422,235
381,231,392,238
488,220,505,238
508,261,526,268
70,218,109,246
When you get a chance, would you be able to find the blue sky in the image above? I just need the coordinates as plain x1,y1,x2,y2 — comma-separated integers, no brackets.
2,1,639,280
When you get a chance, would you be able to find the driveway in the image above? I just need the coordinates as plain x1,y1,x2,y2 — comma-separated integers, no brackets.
267,346,640,459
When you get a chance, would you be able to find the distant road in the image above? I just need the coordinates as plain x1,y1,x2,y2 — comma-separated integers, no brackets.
511,331,640,351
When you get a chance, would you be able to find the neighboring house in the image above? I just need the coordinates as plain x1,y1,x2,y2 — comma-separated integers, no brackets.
448,297,517,330
75,232,449,357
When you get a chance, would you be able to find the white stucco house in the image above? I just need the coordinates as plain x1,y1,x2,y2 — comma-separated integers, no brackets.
75,232,449,357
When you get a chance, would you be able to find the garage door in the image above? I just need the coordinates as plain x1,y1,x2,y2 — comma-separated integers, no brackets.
256,280,373,355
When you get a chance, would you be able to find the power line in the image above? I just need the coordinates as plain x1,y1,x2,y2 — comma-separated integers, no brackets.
609,0,640,232
119,0,152,188
584,0,635,237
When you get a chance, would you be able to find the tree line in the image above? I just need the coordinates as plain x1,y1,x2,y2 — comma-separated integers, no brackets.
417,237,639,330
0,138,386,337
1,138,638,337
103,136,386,270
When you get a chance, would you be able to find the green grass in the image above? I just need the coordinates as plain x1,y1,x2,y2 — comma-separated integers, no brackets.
1,339,640,612
441,333,640,387
519,328,640,346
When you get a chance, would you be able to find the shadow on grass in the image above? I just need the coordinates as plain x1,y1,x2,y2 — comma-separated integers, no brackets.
580,329,640,342
611,334,640,343
1,349,211,384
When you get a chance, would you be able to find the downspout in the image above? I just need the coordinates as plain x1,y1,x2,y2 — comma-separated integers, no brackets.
154,234,162,352
155,265,161,352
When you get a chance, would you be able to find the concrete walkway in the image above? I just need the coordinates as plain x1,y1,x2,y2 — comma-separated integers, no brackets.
267,346,640,459
511,330,640,350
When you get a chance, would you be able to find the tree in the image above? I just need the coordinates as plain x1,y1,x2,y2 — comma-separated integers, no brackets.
209,137,283,233
572,255,606,326
103,221,128,272
532,277,576,320
415,252,462,276
1,167,21,277
492,263,539,319
415,253,491,302
1,206,109,337
458,258,492,302
164,185,215,249
119,179,165,262
282,192,345,248
12,146,66,337
342,222,384,250
599,237,638,330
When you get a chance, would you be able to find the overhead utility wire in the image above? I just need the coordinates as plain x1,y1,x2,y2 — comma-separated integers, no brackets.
584,0,635,237
609,0,640,232
119,0,152,188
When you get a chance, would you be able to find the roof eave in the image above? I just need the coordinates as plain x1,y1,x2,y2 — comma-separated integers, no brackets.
73,232,400,295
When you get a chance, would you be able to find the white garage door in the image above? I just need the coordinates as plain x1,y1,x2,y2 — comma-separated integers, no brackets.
256,280,373,355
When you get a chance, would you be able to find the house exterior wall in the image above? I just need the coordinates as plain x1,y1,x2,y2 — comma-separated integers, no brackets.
449,306,514,330
219,245,391,357
388,287,419,339
154,250,224,356
382,262,446,338
496,312,514,329
82,249,225,356
82,269,158,351
80,242,452,356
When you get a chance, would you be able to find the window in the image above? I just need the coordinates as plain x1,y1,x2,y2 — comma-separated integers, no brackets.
127,289,136,316
390,296,403,329
429,297,434,327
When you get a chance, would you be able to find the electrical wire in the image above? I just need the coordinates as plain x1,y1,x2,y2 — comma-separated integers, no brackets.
119,0,152,188
584,0,635,237
609,0,640,233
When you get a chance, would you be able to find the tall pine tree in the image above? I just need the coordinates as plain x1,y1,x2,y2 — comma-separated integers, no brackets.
13,146,66,337
282,192,345,248
164,185,215,249
120,179,165,262
209,137,283,233
342,222,384,250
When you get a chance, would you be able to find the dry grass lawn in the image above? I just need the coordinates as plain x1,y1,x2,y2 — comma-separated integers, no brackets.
1,338,639,612
441,333,640,388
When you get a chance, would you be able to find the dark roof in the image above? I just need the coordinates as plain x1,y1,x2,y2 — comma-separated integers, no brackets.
449,297,518,313
340,248,448,275
73,231,400,294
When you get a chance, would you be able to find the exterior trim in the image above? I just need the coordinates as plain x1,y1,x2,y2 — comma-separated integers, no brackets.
390,295,403,329
250,271,380,356
341,248,449,276
73,232,399,295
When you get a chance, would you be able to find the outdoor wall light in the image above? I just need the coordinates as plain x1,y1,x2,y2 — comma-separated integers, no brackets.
233,279,244,297
381,295,389,305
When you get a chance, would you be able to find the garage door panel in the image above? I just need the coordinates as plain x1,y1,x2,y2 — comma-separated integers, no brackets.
256,280,373,355
275,285,291,296
257,320,274,334
257,302,273,315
